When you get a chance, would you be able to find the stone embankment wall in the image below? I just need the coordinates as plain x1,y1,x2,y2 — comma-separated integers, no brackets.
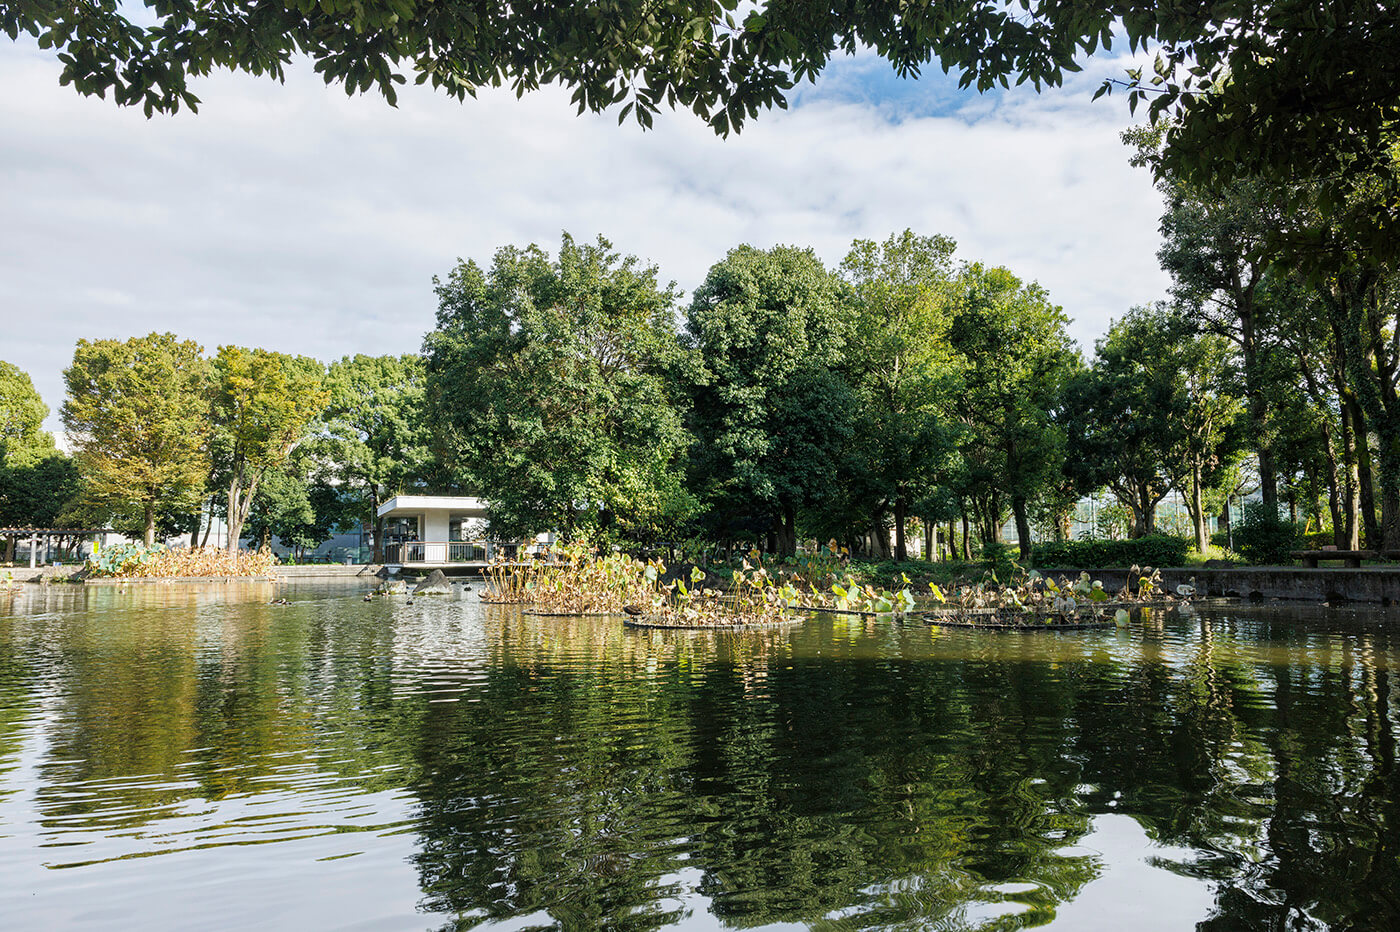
4,564,386,585
11,562,1400,602
275,564,384,579
3,564,83,584
1044,566,1400,604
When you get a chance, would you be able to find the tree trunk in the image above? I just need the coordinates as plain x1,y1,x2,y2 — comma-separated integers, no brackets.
1190,461,1208,553
872,515,891,559
924,520,934,563
1352,401,1380,548
893,497,908,562
960,512,971,561
227,477,241,552
1325,272,1399,548
1256,446,1278,515
1121,483,1148,538
225,469,265,553
1011,495,1032,562
143,502,155,547
1239,301,1278,512
1331,410,1359,548
1132,483,1157,537
1375,435,1400,551
780,502,797,557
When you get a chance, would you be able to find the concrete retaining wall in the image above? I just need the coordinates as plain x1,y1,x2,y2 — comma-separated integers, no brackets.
8,563,383,585
3,564,83,584
18,562,1400,603
84,576,277,586
1044,566,1400,604
275,564,384,579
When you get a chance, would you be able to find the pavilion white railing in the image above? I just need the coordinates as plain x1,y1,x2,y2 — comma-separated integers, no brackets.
385,541,488,564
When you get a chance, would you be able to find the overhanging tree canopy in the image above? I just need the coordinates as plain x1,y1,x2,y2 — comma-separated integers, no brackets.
9,1,1399,208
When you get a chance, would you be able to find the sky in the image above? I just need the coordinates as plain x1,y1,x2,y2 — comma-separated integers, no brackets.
0,36,1169,437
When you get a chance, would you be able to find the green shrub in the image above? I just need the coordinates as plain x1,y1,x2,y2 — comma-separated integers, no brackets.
1031,534,1190,569
1216,525,1328,552
1232,504,1302,565
1185,544,1242,566
845,558,973,588
979,540,1020,579
1299,529,1343,549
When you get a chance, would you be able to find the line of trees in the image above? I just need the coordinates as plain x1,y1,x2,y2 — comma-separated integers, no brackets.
420,230,1254,562
1,340,437,561
4,191,1396,563
420,205,1400,560
1129,121,1400,553
422,232,1090,562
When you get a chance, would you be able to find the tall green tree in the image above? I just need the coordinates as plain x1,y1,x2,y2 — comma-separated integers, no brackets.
1069,310,1181,540
1311,268,1400,550
1070,305,1245,546
1146,119,1400,549
1137,122,1285,515
839,230,961,561
425,233,694,542
210,347,328,553
1272,165,1400,550
1169,322,1248,553
0,360,49,462
61,333,210,546
684,244,854,556
241,464,346,561
950,263,1077,560
0,450,80,531
319,354,434,562
0,361,81,559
1267,279,1367,545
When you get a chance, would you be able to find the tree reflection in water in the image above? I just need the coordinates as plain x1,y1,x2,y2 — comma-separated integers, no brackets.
0,588,1397,930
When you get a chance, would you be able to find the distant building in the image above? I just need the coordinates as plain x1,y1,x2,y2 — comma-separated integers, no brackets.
375,495,553,568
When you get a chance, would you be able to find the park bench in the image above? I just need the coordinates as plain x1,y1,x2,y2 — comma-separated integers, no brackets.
1291,549,1376,568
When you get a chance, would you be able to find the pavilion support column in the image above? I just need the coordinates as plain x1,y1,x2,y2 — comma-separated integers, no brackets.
30,534,38,569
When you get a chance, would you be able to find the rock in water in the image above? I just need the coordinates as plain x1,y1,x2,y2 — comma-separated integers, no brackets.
413,569,453,595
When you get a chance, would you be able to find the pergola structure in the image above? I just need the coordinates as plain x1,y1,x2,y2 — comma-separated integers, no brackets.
1,528,111,568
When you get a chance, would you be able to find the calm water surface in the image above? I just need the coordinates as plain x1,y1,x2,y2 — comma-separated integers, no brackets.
1,582,1397,931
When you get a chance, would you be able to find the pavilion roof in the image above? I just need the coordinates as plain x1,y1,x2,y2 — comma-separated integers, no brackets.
0,527,111,535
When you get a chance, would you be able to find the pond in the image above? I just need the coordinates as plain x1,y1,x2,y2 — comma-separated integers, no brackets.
1,583,1397,931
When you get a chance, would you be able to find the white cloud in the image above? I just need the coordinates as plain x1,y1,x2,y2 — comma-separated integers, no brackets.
0,41,1168,435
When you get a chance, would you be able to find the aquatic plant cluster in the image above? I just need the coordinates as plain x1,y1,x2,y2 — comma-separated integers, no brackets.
922,565,1186,627
482,543,654,614
636,559,802,628
86,543,278,579
481,543,798,627
479,545,1192,629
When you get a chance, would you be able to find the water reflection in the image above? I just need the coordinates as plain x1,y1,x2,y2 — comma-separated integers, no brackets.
0,584,1398,930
